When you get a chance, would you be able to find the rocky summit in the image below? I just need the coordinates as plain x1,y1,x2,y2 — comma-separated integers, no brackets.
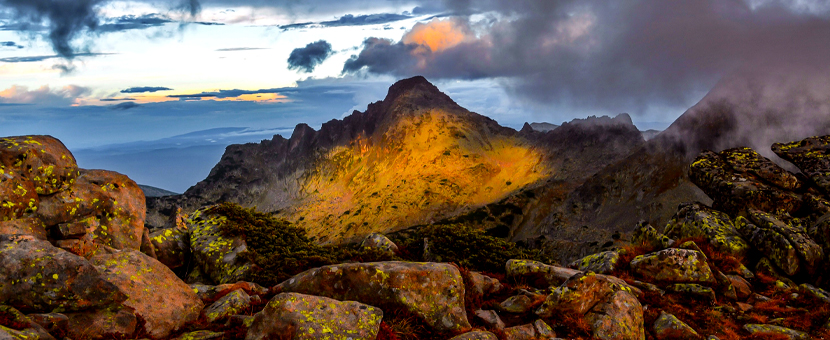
4,77,830,339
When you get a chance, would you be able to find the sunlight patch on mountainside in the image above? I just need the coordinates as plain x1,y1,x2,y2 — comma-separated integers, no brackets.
287,109,549,242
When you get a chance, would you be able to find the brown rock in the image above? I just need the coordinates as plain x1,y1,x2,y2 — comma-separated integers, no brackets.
65,308,137,340
187,208,253,284
630,248,716,285
27,313,68,339
536,272,632,317
245,292,382,340
203,288,251,323
473,309,505,330
273,261,470,333
506,259,581,289
588,290,645,340
190,282,268,304
0,217,47,240
91,250,204,339
652,311,700,340
0,236,126,312
503,319,556,340
0,135,79,196
0,173,38,221
449,331,499,340
727,275,752,299
149,227,191,270
772,135,830,194
663,203,749,259
467,271,503,297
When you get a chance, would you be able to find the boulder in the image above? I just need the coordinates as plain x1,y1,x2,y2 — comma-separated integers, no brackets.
0,135,79,196
0,305,55,340
187,208,253,284
467,271,503,297
449,330,499,340
245,292,382,340
0,236,125,312
630,248,716,285
569,250,620,274
772,135,830,194
503,319,557,340
588,290,645,340
506,259,581,289
632,221,674,250
0,172,38,221
273,261,470,333
739,210,823,276
689,149,801,216
536,272,635,317
149,227,191,269
27,313,68,339
727,275,752,300
653,311,701,340
360,232,399,253
499,295,534,314
473,309,504,330
662,202,749,258
203,288,251,323
191,281,268,303
0,218,47,240
64,308,137,340
742,324,809,340
174,330,226,340
90,250,203,339
36,169,145,251
666,284,716,302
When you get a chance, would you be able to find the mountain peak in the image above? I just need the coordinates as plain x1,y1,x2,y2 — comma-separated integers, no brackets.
381,75,457,109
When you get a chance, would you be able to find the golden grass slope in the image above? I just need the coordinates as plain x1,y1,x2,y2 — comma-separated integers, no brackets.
283,109,549,242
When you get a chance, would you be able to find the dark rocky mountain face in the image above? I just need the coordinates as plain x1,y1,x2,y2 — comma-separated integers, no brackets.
147,77,647,245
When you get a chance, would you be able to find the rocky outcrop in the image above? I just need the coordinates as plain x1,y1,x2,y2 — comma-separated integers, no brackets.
245,292,382,340
630,248,716,284
772,136,830,194
273,261,471,333
663,202,749,258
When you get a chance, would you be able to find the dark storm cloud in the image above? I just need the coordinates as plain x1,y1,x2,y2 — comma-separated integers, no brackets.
97,14,172,32
345,0,830,114
287,40,333,73
121,87,173,93
1,41,22,48
279,13,412,30
0,0,103,58
0,52,112,63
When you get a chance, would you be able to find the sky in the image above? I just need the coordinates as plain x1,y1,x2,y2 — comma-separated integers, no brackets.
1,0,829,176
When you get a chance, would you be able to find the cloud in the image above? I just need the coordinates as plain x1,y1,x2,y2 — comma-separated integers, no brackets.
96,14,172,32
0,0,103,58
100,97,137,101
166,88,290,102
287,40,333,73
0,84,91,106
344,0,830,116
109,101,140,110
1,41,23,48
279,12,412,30
215,47,268,52
121,86,173,93
0,53,112,63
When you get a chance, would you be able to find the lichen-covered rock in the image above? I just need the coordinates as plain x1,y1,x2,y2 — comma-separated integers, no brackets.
653,311,700,340
743,324,809,340
772,135,830,194
187,208,253,284
0,135,79,196
0,325,47,340
0,236,126,312
799,283,830,304
630,248,716,285
503,319,557,340
273,261,470,333
360,232,399,253
569,250,620,274
0,217,46,240
0,172,38,221
203,288,251,323
174,330,226,340
0,305,55,340
689,149,802,216
449,330,499,340
727,275,752,300
666,284,716,302
588,290,645,340
90,250,204,339
64,308,137,340
663,203,749,258
474,309,505,330
149,226,191,269
536,272,636,318
467,271,503,297
27,313,68,339
245,292,382,340
499,295,534,314
36,169,146,251
632,221,674,250
191,281,268,303
739,210,823,276
506,259,581,289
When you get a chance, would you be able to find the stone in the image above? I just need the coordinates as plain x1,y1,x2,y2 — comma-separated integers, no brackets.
569,250,620,274
653,311,701,340
772,135,830,194
187,208,253,284
65,308,137,340
0,236,126,312
630,248,716,285
139,227,156,259
0,218,47,240
0,171,38,221
0,305,54,340
26,313,68,339
473,309,505,330
57,220,90,239
467,271,503,297
503,319,556,340
149,227,191,270
91,250,204,339
743,324,810,340
663,203,750,259
245,292,382,340
588,290,645,340
499,295,534,314
739,211,823,276
203,288,251,323
506,259,581,289
536,272,636,318
448,331,499,340
799,283,830,305
190,282,268,303
273,261,470,333
632,221,674,250
37,169,146,251
727,275,752,299
174,330,226,340
360,232,399,253
0,135,79,196
666,284,716,302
